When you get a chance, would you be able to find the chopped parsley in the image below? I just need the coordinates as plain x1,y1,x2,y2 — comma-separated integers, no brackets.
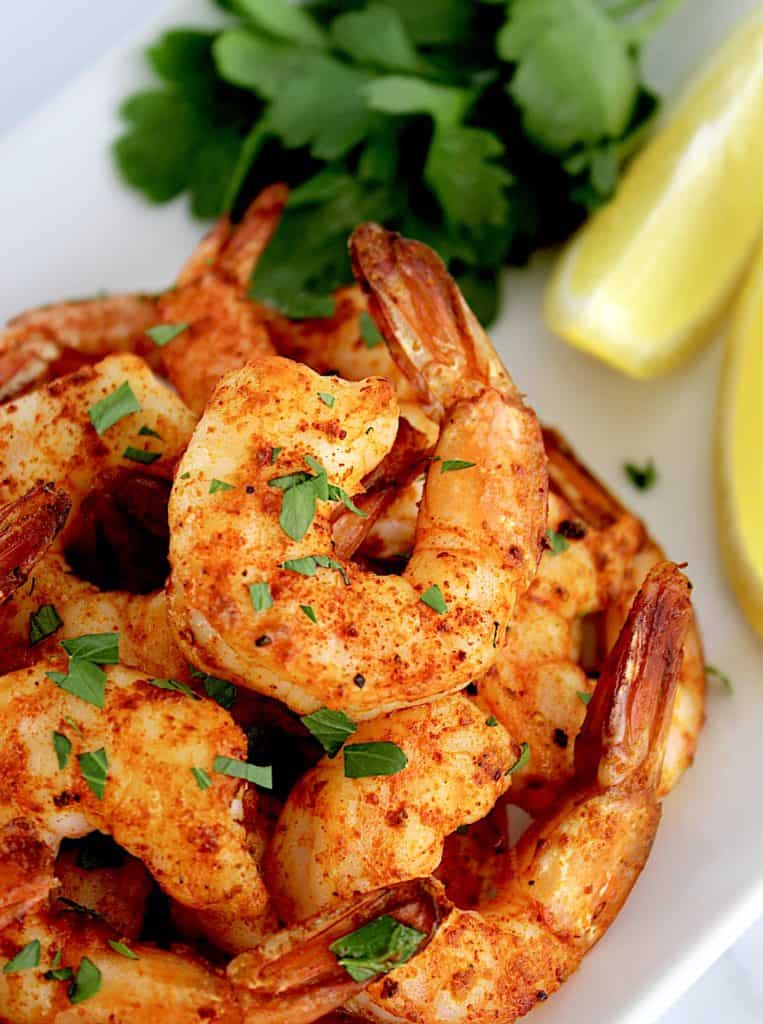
78,748,109,800
343,741,407,779
440,460,476,474
213,755,273,789
52,731,72,770
68,957,102,1004
271,447,282,464
624,459,657,491
138,424,162,439
29,603,63,645
249,582,273,612
545,529,569,555
317,392,336,408
330,914,425,983
147,677,199,699
107,940,139,960
485,715,498,727
420,584,447,615
47,661,107,709
506,741,531,775
123,446,161,465
61,633,119,665
359,312,383,350
209,478,235,493
300,604,318,623
577,690,593,705
88,381,140,436
190,666,238,709
192,766,212,790
268,455,365,541
146,322,188,347
301,707,357,757
3,940,40,974
706,664,733,693
281,554,350,586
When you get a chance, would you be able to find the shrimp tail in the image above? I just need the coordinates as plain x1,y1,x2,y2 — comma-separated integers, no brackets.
0,482,71,604
349,222,514,417
0,817,56,929
229,878,450,1024
575,560,693,792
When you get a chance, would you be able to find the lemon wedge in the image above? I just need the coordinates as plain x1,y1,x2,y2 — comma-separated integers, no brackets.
718,235,763,638
545,11,763,379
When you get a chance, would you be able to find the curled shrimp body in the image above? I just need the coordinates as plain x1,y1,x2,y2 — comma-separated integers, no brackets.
0,485,71,605
168,225,547,716
0,880,447,1024
265,695,516,922
0,353,195,677
479,431,704,811
0,294,159,403
272,564,690,1023
157,185,285,414
0,662,268,947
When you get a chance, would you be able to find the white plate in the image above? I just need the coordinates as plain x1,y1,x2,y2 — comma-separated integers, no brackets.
1,2,762,1022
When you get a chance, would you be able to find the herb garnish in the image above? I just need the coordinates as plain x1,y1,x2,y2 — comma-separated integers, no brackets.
68,957,102,1004
190,666,238,709
192,766,212,790
440,460,476,474
330,914,425,982
249,582,273,612
209,478,235,493
107,940,139,960
78,748,109,800
624,459,657,490
47,661,107,709
52,731,72,769
123,446,161,465
318,392,336,408
281,554,350,586
146,322,188,347
148,677,199,699
29,603,63,645
301,707,357,757
545,529,569,555
420,584,447,614
343,741,407,779
138,424,162,439
268,455,365,541
2,940,40,974
485,715,498,727
506,742,531,775
88,381,140,435
359,312,383,349
301,604,318,623
213,755,273,789
577,690,593,705
61,633,119,664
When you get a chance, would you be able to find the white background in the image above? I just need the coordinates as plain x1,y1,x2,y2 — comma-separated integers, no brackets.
2,3,762,1022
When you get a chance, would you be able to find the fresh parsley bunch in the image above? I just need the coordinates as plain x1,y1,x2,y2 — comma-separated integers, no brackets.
114,0,682,323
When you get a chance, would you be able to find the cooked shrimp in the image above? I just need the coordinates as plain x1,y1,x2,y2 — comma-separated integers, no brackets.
157,184,286,414
0,353,195,677
0,661,269,948
479,430,704,811
271,562,689,1024
168,225,547,716
265,694,516,922
0,294,158,403
0,879,448,1024
0,485,71,605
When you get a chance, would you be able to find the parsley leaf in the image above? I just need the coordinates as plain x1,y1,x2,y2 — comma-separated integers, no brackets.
317,392,335,408
148,677,199,699
359,312,383,349
213,755,273,789
68,957,102,1004
107,940,139,960
29,604,63,645
3,940,40,974
145,322,188,346
577,690,593,705
249,582,273,612
281,554,350,587
545,529,569,555
78,748,109,800
123,446,161,465
330,914,424,982
301,707,357,757
209,478,235,493
506,741,531,775
61,633,119,665
190,667,238,709
624,459,658,491
420,584,447,615
440,459,476,474
47,660,107,709
300,604,318,623
52,731,72,770
138,424,162,439
192,766,212,790
88,382,140,436
343,741,407,779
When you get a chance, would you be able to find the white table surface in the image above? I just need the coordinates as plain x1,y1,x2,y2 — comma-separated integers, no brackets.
3,3,762,1022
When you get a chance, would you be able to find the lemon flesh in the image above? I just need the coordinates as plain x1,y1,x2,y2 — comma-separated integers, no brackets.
718,235,763,638
545,11,763,379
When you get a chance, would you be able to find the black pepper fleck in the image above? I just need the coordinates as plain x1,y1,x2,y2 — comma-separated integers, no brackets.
553,728,569,749
255,635,272,647
353,673,366,688
465,681,479,696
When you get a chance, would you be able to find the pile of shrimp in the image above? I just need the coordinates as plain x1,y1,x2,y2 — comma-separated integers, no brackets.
0,184,705,1024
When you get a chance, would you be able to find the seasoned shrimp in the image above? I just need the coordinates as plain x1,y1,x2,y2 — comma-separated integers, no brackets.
0,485,71,605
0,879,447,1024
157,184,285,414
271,563,691,1023
265,694,516,921
0,353,195,677
0,294,158,403
168,225,547,716
0,662,271,948
480,430,704,811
